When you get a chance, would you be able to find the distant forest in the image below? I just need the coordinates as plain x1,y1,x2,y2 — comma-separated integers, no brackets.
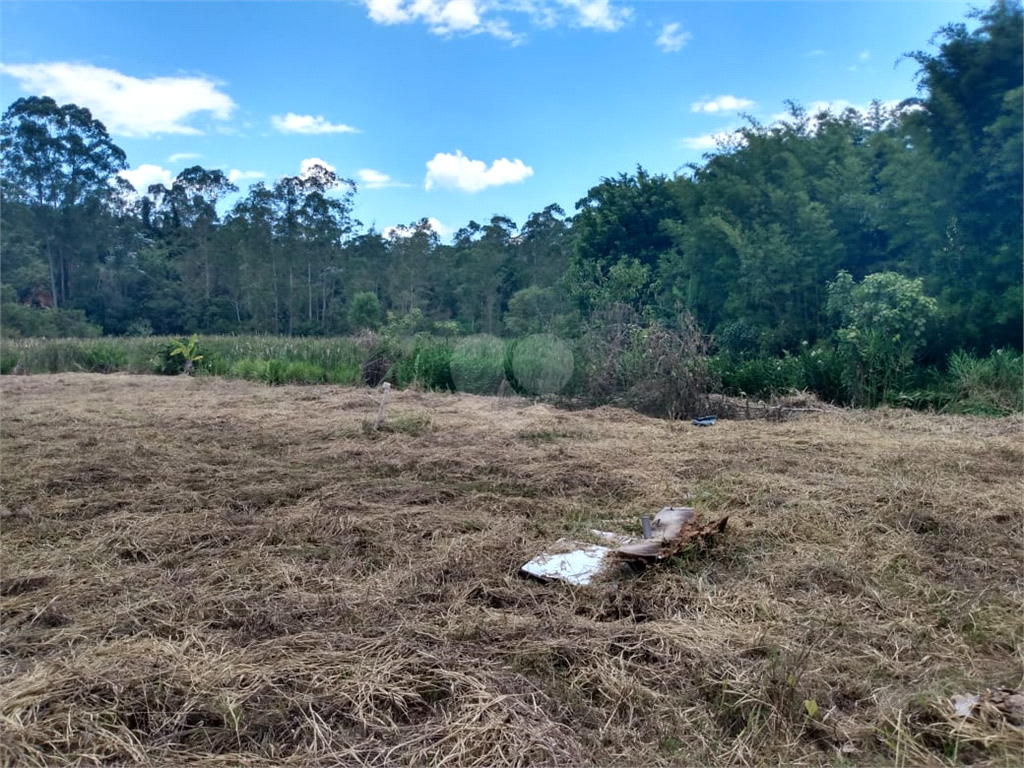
2,2,1021,363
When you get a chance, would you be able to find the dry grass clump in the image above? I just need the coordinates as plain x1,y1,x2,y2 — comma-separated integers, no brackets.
1,373,1021,766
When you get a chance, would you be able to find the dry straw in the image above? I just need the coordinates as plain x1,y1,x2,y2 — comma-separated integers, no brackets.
1,373,1021,766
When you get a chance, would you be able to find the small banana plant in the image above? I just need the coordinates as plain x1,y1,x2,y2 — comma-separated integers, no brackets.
170,334,204,376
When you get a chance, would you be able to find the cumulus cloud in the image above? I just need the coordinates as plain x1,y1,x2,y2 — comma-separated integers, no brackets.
366,0,412,24
272,113,359,134
424,150,533,192
383,217,452,239
691,95,755,114
365,0,480,34
656,22,691,52
0,62,235,137
361,0,629,41
300,158,337,177
168,152,201,164
358,169,411,189
563,0,631,31
228,169,265,185
118,164,175,192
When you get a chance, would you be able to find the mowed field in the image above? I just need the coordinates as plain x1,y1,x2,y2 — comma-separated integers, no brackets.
1,373,1021,767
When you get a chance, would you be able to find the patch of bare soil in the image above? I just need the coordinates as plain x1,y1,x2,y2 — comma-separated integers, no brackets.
1,373,1021,766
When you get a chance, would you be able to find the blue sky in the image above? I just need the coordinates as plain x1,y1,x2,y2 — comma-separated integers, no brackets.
1,1,974,240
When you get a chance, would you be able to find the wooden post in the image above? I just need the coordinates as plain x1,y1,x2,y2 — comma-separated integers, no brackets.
373,382,391,429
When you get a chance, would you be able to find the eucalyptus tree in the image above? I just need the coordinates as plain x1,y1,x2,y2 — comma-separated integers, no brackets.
385,219,441,318
449,216,518,334
145,166,238,321
1,96,128,308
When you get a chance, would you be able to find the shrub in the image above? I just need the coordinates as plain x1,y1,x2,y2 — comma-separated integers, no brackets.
564,307,717,419
942,348,1024,415
450,335,507,395
328,362,362,385
1,352,19,374
710,353,804,401
265,359,328,385
83,341,127,373
228,358,269,381
153,339,187,375
0,304,103,339
827,270,939,406
411,340,454,391
348,292,381,331
508,334,575,396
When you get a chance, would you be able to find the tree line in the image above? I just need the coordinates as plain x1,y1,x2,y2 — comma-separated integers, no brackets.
2,1,1021,364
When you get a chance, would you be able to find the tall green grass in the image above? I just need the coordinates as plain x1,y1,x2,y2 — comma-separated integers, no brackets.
1,334,1020,417
941,348,1023,415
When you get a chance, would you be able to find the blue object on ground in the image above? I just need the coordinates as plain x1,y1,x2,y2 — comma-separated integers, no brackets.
692,416,717,426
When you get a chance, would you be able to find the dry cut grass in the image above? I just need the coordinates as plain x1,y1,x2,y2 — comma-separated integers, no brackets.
1,373,1021,766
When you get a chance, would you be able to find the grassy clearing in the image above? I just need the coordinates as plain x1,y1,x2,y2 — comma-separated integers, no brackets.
1,374,1021,766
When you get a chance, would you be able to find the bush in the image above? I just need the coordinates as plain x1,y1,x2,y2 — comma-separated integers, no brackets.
348,292,381,331
327,362,362,385
563,307,717,419
153,339,187,375
83,341,127,373
710,353,804,401
1,352,19,374
228,358,269,381
411,340,454,391
507,334,575,396
450,335,506,395
0,304,103,339
266,359,328,385
941,349,1024,415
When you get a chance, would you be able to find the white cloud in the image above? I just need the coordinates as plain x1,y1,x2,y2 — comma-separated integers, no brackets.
806,49,826,57
383,217,451,239
424,150,533,192
562,0,631,31
118,164,174,192
364,0,480,34
656,22,691,52
427,217,453,237
168,152,201,164
366,0,412,24
361,0,629,40
358,168,411,189
691,95,755,114
300,158,337,177
859,50,870,61
679,131,744,151
0,63,235,137
228,169,265,185
272,113,359,134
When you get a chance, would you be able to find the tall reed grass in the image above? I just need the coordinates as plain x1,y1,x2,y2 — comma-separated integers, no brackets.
2,335,1020,417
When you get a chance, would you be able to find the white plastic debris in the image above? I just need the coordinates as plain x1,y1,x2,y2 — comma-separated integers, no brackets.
952,694,981,718
520,545,613,586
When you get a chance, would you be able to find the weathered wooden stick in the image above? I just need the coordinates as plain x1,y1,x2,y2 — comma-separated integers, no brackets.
374,382,391,429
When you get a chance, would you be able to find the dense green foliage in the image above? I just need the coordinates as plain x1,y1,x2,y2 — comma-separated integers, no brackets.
1,3,1021,412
